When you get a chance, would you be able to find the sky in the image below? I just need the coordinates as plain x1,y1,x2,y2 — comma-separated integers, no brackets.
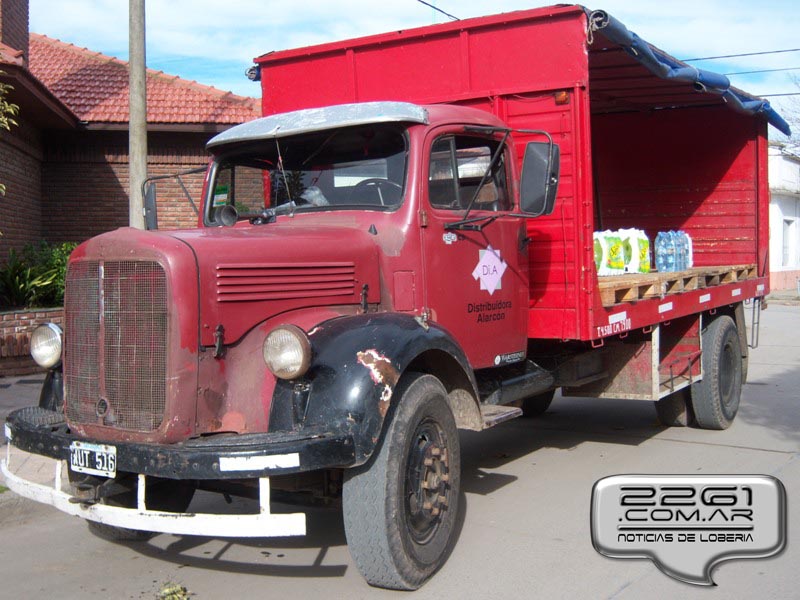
29,0,800,138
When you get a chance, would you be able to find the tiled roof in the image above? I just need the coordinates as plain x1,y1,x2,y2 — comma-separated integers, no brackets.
28,33,260,125
0,41,25,67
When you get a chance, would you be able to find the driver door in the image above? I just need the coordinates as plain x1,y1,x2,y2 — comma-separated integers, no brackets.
420,130,530,369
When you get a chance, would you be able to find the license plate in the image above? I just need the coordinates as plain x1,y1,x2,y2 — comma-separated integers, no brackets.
69,441,117,478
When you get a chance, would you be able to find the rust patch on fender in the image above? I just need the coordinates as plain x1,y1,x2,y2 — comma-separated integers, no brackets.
357,349,400,417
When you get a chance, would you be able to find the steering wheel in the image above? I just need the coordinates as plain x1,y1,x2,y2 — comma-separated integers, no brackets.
348,178,402,206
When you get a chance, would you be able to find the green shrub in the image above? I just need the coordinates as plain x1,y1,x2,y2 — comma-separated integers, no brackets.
0,250,56,309
22,241,78,306
0,242,78,309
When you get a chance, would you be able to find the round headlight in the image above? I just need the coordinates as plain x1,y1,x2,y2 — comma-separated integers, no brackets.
263,325,311,379
30,323,63,369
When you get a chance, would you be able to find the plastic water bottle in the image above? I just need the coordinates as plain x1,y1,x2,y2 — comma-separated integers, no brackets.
655,231,675,272
675,231,687,271
655,232,665,272
668,232,677,271
685,231,693,268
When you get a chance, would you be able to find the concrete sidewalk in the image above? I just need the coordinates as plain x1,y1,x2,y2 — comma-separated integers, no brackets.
767,288,800,306
0,375,43,431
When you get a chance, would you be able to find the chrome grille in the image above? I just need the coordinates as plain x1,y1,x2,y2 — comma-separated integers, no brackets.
65,260,168,432
216,262,357,302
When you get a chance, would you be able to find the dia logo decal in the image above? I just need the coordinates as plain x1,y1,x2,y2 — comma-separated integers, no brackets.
472,245,507,295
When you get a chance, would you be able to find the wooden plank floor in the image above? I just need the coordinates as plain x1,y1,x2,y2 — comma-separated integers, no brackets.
597,264,757,307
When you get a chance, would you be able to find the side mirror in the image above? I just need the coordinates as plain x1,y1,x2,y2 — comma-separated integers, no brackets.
519,141,559,216
143,182,158,230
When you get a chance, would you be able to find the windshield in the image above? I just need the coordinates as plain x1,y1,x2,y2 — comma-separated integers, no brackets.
205,124,408,225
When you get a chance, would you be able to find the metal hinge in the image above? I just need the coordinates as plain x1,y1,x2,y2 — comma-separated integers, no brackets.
419,210,428,227
213,324,225,358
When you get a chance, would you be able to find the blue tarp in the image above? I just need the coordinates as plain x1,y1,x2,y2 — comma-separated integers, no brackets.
587,9,791,137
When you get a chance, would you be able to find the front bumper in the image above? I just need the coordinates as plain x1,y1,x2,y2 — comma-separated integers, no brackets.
4,406,356,479
2,406,356,539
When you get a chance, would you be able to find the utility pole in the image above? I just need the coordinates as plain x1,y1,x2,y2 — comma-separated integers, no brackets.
128,0,147,229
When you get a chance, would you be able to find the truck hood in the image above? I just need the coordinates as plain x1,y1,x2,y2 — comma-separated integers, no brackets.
167,223,381,347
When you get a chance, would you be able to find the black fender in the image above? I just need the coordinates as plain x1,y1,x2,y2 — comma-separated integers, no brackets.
269,312,477,465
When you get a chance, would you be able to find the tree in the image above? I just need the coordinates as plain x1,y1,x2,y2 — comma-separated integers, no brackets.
0,70,20,197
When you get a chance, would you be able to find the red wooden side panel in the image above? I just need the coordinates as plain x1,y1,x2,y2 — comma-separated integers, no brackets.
259,6,588,114
591,107,761,269
502,92,585,340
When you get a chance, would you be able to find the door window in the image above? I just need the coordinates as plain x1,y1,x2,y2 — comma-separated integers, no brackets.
428,136,511,212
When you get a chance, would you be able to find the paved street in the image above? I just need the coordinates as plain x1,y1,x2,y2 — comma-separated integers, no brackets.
1,303,798,599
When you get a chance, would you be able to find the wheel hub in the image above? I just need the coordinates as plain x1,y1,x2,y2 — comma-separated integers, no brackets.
405,420,451,543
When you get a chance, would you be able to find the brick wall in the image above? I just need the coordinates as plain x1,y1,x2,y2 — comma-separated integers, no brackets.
0,115,43,261
42,130,210,242
0,306,62,376
0,0,29,63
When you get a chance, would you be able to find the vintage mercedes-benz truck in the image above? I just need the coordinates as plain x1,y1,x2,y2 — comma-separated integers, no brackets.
3,5,789,590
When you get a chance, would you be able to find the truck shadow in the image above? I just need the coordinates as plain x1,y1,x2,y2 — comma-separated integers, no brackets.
125,502,351,578
460,394,663,496
121,490,471,581
121,371,795,580
124,395,664,578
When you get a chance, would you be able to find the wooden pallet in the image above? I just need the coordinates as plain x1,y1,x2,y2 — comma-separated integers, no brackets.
598,264,757,307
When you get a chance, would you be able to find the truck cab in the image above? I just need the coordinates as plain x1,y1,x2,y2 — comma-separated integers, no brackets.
4,100,558,591
200,102,554,371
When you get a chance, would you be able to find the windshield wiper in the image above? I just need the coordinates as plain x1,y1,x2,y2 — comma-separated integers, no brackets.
445,129,510,231
249,201,300,225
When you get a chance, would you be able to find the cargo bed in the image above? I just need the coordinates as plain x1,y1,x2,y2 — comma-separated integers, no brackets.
597,265,757,307
255,3,774,343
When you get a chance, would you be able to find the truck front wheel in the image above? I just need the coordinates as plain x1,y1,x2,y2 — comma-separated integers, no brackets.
690,316,743,430
342,373,461,590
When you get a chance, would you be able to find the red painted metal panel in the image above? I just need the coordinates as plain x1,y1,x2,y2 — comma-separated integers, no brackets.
756,127,770,280
254,5,768,345
258,5,587,115
587,106,765,340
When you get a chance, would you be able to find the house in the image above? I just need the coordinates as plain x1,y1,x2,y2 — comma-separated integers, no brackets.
769,143,800,291
0,0,258,375
0,0,259,260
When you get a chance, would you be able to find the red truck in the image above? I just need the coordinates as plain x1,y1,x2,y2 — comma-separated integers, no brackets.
2,4,790,590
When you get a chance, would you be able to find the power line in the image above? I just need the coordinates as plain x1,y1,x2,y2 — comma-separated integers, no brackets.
759,92,800,97
725,66,800,76
416,0,459,21
683,48,800,62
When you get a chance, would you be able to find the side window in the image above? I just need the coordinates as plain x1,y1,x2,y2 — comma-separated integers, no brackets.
428,135,510,211
209,164,267,223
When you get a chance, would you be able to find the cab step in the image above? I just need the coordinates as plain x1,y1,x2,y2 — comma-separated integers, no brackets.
480,404,523,429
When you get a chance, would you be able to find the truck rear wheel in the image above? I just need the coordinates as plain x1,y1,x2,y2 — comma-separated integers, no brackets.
342,373,460,590
86,479,195,542
690,316,742,430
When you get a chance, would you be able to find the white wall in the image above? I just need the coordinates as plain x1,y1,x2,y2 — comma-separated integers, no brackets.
768,148,800,281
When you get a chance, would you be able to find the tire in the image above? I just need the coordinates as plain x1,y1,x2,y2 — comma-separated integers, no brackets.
520,389,555,417
654,388,693,427
342,374,460,590
690,316,743,430
12,406,65,427
86,479,195,542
